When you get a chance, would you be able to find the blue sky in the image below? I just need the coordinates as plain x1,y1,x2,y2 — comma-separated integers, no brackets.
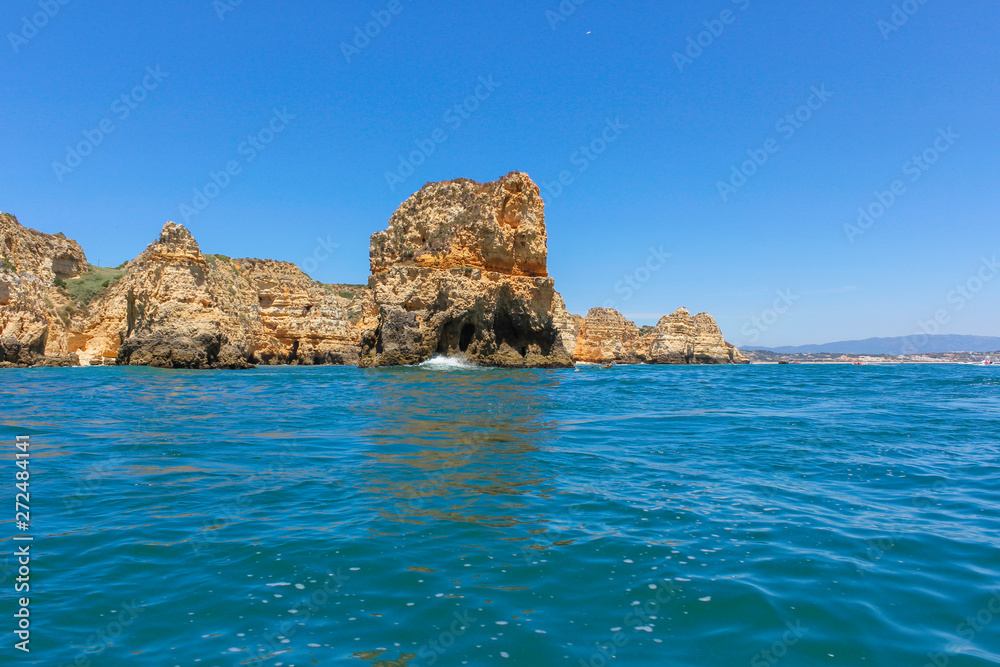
2,0,997,347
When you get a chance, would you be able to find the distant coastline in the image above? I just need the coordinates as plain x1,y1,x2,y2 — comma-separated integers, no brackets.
743,349,997,365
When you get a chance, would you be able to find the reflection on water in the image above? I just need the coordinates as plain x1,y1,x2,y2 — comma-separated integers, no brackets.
357,367,561,528
352,649,416,666
3,365,1000,666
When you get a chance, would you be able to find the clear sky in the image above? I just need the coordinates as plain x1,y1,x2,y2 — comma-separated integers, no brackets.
2,0,997,347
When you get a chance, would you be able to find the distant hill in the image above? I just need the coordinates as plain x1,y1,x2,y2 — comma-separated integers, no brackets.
751,335,1000,355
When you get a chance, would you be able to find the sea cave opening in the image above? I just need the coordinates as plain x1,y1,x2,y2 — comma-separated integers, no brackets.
459,323,475,352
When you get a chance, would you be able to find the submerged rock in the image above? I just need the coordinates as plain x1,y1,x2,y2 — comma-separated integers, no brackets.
359,172,574,368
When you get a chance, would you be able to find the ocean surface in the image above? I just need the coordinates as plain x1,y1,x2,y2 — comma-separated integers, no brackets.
3,362,999,666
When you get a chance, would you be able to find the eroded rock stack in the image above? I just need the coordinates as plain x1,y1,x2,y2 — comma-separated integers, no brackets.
574,308,644,364
0,172,748,369
78,222,256,368
574,306,748,365
359,172,574,368
77,223,366,368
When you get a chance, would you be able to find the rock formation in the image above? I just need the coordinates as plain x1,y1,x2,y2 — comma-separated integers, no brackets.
0,213,85,365
359,172,574,368
646,308,748,364
76,223,366,368
1,213,367,369
0,174,748,369
574,308,644,364
551,293,583,359
574,306,748,365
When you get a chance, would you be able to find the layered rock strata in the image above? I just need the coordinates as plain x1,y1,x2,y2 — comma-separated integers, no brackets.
359,172,574,368
1,213,367,369
76,223,366,368
574,306,749,364
0,173,748,369
0,212,86,364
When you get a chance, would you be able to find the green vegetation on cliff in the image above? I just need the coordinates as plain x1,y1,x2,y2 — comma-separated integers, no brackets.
60,265,125,306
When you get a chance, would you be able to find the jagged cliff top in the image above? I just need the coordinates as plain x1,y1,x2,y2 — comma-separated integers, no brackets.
1,177,747,367
370,171,548,277
132,221,205,267
0,213,88,281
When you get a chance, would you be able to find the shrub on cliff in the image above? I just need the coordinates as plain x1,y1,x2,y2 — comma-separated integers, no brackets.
61,265,125,305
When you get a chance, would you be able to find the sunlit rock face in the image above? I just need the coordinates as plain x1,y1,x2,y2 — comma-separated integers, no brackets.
0,212,87,362
644,308,748,364
572,306,748,365
360,172,574,368
574,308,644,364
78,223,367,369
1,186,746,369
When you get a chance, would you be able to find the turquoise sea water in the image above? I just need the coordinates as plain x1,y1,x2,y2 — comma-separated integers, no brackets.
2,363,1000,666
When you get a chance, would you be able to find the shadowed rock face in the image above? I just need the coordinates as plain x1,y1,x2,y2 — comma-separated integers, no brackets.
360,172,574,368
116,332,252,370
574,307,748,364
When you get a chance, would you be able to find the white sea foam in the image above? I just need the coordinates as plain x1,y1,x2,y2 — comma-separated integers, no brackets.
417,355,477,370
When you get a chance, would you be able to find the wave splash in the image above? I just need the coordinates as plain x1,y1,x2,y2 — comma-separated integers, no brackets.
417,355,477,370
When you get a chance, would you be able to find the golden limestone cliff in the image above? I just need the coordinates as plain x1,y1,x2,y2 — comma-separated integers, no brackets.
574,308,645,364
0,173,748,368
551,293,583,359
0,213,86,366
359,171,574,367
77,223,366,368
574,306,749,365
1,215,366,368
